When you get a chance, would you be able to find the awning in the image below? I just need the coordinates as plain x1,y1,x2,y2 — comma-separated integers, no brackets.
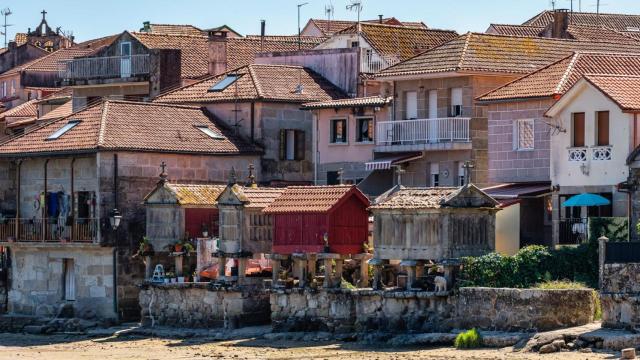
482,182,551,200
365,152,423,171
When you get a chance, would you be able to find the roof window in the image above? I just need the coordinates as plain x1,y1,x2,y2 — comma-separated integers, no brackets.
208,74,239,92
46,120,80,140
196,125,224,139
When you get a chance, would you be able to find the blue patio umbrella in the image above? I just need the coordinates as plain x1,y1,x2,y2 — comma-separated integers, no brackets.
561,193,611,207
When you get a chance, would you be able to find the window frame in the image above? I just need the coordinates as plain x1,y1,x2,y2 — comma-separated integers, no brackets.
596,111,610,146
208,74,240,92
514,118,535,151
280,129,305,161
355,116,374,143
572,112,586,148
46,120,81,140
329,118,348,144
195,125,224,139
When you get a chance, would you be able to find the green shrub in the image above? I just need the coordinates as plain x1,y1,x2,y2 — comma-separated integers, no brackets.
454,328,482,349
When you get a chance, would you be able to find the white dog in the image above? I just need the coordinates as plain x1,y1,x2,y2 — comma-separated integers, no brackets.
434,276,447,292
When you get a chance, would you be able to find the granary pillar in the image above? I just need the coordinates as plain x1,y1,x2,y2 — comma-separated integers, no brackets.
271,258,281,284
174,255,184,277
237,257,247,284
334,258,344,287
292,253,307,287
369,258,384,290
306,253,317,283
323,258,334,288
415,261,425,279
353,253,373,288
217,256,227,280
401,260,418,290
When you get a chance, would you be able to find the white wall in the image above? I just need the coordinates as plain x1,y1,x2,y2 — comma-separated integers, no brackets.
495,203,520,256
550,83,632,187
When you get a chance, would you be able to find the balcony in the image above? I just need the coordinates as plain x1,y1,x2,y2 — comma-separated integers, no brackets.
360,49,400,74
58,54,150,82
568,146,613,162
0,218,98,244
375,117,472,152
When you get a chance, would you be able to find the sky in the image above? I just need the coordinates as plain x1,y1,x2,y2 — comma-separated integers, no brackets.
4,0,640,43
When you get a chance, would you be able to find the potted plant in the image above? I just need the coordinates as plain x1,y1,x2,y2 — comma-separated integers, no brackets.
138,237,154,256
171,240,194,254
165,271,175,283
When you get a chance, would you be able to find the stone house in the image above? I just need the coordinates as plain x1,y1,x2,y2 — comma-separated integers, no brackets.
154,63,347,184
301,96,392,191
0,100,261,320
477,52,640,247
545,74,640,245
301,17,428,37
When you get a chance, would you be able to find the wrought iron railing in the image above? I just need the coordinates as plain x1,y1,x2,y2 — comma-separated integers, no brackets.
558,218,588,245
376,117,471,146
58,54,150,80
0,218,98,243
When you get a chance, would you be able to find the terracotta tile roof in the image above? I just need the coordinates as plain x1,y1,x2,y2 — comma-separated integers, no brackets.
226,37,323,70
240,187,286,209
301,96,392,110
523,11,640,31
0,100,261,156
477,52,640,102
0,99,38,120
370,187,459,209
582,74,640,112
130,32,209,79
308,18,428,36
376,32,640,78
166,183,227,205
35,87,73,104
155,64,347,104
488,24,545,37
263,185,365,213
38,101,73,122
145,24,204,36
5,116,37,129
337,23,458,61
244,35,327,42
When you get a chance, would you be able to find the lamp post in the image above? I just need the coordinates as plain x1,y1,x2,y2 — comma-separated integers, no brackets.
297,2,308,50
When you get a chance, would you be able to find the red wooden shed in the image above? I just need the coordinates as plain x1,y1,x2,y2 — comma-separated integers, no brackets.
263,185,370,255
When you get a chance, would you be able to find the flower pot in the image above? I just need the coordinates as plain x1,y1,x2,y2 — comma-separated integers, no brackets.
202,231,208,238
163,278,170,284
177,277,185,283
171,278,177,283
174,244,184,253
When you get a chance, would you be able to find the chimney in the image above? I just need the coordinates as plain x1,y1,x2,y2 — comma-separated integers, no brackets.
8,41,16,51
551,9,570,38
142,21,151,32
260,20,266,52
378,15,383,24
208,31,228,76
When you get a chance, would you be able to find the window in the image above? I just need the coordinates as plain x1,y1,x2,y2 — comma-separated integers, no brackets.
405,91,418,119
350,41,359,48
596,111,609,146
572,112,585,147
428,90,438,119
514,119,534,150
10,80,15,96
47,120,80,140
450,87,463,117
208,74,240,92
330,119,347,143
356,117,373,143
327,171,340,185
457,161,465,186
280,129,305,161
63,259,75,301
430,163,440,187
196,125,224,139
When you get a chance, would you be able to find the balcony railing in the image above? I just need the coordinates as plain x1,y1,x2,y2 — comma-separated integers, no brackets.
360,49,400,73
58,54,150,81
558,218,587,245
568,146,613,161
592,146,612,161
0,218,98,243
376,118,471,146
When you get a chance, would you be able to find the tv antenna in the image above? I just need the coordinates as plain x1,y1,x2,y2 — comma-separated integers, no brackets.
346,0,363,24
550,0,556,10
297,2,309,50
1,8,12,48
325,3,334,32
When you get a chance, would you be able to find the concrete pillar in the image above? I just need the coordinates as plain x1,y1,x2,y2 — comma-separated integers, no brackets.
174,255,184,277
292,254,306,288
271,258,280,284
307,254,317,281
217,256,226,280
323,258,334,288
144,256,153,280
334,258,344,288
401,260,417,290
598,236,608,289
370,258,384,290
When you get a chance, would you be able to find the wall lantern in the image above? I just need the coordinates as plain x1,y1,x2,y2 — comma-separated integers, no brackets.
110,208,122,231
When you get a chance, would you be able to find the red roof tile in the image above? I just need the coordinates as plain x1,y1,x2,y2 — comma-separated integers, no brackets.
0,100,260,156
263,185,366,213
477,52,640,102
145,24,204,36
583,74,640,112
155,64,346,104
523,11,640,31
488,24,545,37
370,187,460,210
226,37,324,70
307,18,429,37
301,96,392,109
130,32,210,79
0,99,38,120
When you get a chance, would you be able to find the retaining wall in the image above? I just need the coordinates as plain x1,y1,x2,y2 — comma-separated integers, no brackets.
601,263,640,329
139,283,270,329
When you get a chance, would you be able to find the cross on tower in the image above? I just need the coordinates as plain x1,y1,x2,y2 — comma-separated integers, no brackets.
462,161,475,186
158,161,168,184
247,164,256,188
41,10,47,20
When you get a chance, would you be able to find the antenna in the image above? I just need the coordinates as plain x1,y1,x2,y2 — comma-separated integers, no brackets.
346,0,363,24
297,2,309,50
1,8,12,48
550,0,556,10
325,2,334,33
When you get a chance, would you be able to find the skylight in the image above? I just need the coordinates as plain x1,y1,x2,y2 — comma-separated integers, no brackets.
208,74,239,92
46,120,81,140
196,125,224,139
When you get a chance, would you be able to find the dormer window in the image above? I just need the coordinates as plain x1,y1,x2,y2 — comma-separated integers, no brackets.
208,75,239,92
195,125,224,139
47,120,80,140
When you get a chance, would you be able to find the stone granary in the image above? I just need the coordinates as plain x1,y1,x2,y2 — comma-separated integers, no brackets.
263,185,371,288
369,184,500,290
213,175,284,285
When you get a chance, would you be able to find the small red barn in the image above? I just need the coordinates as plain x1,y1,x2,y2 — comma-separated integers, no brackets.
263,185,370,255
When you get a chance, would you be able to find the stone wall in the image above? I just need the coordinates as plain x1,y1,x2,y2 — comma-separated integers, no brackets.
271,287,596,334
601,263,640,329
7,245,116,320
139,283,270,329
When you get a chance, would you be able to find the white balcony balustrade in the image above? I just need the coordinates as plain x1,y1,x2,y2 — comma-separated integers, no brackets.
568,147,588,162
360,49,400,73
58,54,150,81
592,146,612,161
376,118,471,148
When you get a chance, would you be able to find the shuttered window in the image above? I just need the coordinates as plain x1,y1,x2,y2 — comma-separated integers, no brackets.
597,111,609,146
572,113,585,147
279,129,305,161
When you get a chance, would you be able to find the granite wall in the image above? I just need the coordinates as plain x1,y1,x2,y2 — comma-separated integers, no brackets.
601,263,640,329
139,283,270,329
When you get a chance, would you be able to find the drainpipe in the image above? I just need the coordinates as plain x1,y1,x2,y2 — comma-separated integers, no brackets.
70,158,75,241
392,81,397,121
112,154,118,319
113,247,118,319
250,102,255,142
14,160,21,239
43,159,49,242
313,110,319,185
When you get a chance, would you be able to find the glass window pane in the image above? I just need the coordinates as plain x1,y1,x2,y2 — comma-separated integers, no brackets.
208,75,239,92
47,120,80,140
196,126,223,139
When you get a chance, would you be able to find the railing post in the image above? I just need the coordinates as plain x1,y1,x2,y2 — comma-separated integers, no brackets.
598,235,608,289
